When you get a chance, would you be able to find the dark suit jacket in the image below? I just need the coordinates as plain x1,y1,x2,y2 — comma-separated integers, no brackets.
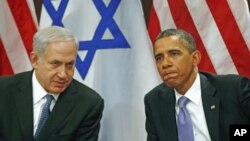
144,72,250,141
0,71,104,141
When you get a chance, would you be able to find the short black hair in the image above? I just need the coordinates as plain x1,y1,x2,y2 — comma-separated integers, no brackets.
155,29,196,53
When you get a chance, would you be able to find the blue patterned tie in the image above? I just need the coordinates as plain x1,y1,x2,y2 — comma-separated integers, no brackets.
177,96,194,141
34,95,54,139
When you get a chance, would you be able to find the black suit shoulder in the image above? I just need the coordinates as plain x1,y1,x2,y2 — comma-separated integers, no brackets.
200,72,249,94
201,72,250,118
0,71,27,84
200,72,248,84
70,79,103,101
145,83,173,102
145,83,168,97
65,79,104,114
0,71,32,95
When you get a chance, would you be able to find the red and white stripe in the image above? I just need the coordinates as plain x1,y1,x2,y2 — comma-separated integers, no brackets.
0,0,37,75
148,0,250,78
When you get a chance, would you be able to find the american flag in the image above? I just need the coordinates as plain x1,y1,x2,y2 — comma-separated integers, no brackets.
0,0,36,75
143,0,250,78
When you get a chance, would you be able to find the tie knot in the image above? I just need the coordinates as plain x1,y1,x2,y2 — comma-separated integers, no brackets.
45,94,54,103
178,96,189,108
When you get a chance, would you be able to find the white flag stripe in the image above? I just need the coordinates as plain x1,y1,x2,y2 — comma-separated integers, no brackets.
227,0,250,51
27,0,38,28
0,2,32,73
153,0,176,30
185,0,238,74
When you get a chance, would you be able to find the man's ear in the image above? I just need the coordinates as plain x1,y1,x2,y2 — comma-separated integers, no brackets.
30,52,39,69
192,50,201,66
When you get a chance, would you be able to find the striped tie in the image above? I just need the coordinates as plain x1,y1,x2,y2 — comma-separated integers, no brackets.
34,95,54,139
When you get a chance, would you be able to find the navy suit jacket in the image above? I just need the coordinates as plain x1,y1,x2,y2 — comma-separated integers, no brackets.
144,72,250,141
0,71,104,141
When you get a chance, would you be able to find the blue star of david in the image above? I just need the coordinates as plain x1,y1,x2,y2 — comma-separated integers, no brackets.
43,0,130,80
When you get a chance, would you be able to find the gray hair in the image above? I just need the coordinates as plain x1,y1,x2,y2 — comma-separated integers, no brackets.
155,29,196,53
33,26,78,57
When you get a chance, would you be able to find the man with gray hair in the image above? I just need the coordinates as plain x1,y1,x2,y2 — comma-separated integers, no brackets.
0,26,104,141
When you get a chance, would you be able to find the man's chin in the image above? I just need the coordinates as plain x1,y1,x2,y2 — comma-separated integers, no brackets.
164,80,178,88
49,87,66,94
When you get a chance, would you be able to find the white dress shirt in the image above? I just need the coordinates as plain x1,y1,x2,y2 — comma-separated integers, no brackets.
32,72,59,135
175,74,211,141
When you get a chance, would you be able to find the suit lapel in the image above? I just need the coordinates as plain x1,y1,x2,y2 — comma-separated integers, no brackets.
13,71,34,141
39,82,76,140
158,85,178,141
200,74,219,141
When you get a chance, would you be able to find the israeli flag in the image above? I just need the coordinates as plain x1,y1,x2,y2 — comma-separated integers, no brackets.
40,0,161,140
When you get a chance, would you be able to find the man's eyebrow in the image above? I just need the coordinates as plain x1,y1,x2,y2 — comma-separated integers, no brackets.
168,49,181,52
154,52,163,57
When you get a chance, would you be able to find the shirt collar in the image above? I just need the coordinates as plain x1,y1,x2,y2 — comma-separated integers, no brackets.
32,71,60,104
175,73,201,105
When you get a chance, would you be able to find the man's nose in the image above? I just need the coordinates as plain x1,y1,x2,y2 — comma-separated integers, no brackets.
57,66,67,78
162,57,172,68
